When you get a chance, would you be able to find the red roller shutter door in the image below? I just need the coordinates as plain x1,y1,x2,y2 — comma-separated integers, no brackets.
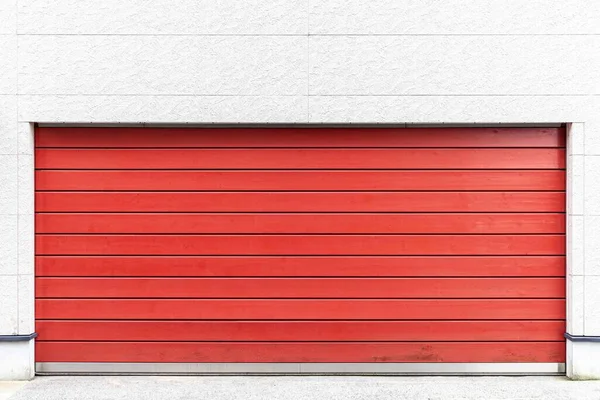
34,127,566,368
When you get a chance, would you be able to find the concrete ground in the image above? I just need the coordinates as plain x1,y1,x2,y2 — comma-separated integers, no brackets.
0,382,27,400
4,376,600,400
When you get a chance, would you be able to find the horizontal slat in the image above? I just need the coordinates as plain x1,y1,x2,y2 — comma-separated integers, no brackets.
35,149,565,169
36,299,565,320
35,127,566,148
35,321,565,341
35,341,565,363
35,170,566,191
35,278,565,298
34,191,567,212
35,213,566,234
35,256,566,277
35,234,566,256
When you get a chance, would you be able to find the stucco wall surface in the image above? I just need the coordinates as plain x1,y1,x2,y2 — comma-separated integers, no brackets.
1,0,600,379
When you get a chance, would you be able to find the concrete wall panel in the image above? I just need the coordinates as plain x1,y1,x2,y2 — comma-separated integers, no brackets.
19,36,308,95
0,1,16,34
309,36,600,95
0,275,18,334
310,0,600,35
18,0,308,35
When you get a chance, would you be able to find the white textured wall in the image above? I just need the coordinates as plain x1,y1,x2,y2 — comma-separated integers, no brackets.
1,0,600,378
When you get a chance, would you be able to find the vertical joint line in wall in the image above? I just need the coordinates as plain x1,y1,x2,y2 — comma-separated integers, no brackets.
307,0,310,122
582,124,586,335
15,0,19,334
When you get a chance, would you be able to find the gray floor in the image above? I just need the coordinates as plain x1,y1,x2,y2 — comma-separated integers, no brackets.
6,376,600,400
0,382,26,400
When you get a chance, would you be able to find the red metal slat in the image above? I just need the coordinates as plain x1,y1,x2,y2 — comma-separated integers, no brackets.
35,170,566,191
35,256,566,277
35,278,565,299
35,234,566,256
35,127,566,148
35,341,565,363
35,299,566,320
36,320,565,341
35,191,567,212
35,213,566,234
35,148,566,169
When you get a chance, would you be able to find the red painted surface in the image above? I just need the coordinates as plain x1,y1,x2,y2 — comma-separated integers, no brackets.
36,299,566,320
35,255,566,277
36,170,565,191
36,213,565,234
36,320,565,341
36,148,565,169
35,234,566,256
36,342,565,363
35,127,566,148
36,277,565,298
36,191,566,212
35,127,566,364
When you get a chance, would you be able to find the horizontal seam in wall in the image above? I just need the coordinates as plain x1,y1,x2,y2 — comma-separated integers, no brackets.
309,94,600,97
18,94,306,97
14,33,600,37
14,94,600,97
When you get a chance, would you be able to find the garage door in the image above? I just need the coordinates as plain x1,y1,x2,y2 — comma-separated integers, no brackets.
34,127,566,374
